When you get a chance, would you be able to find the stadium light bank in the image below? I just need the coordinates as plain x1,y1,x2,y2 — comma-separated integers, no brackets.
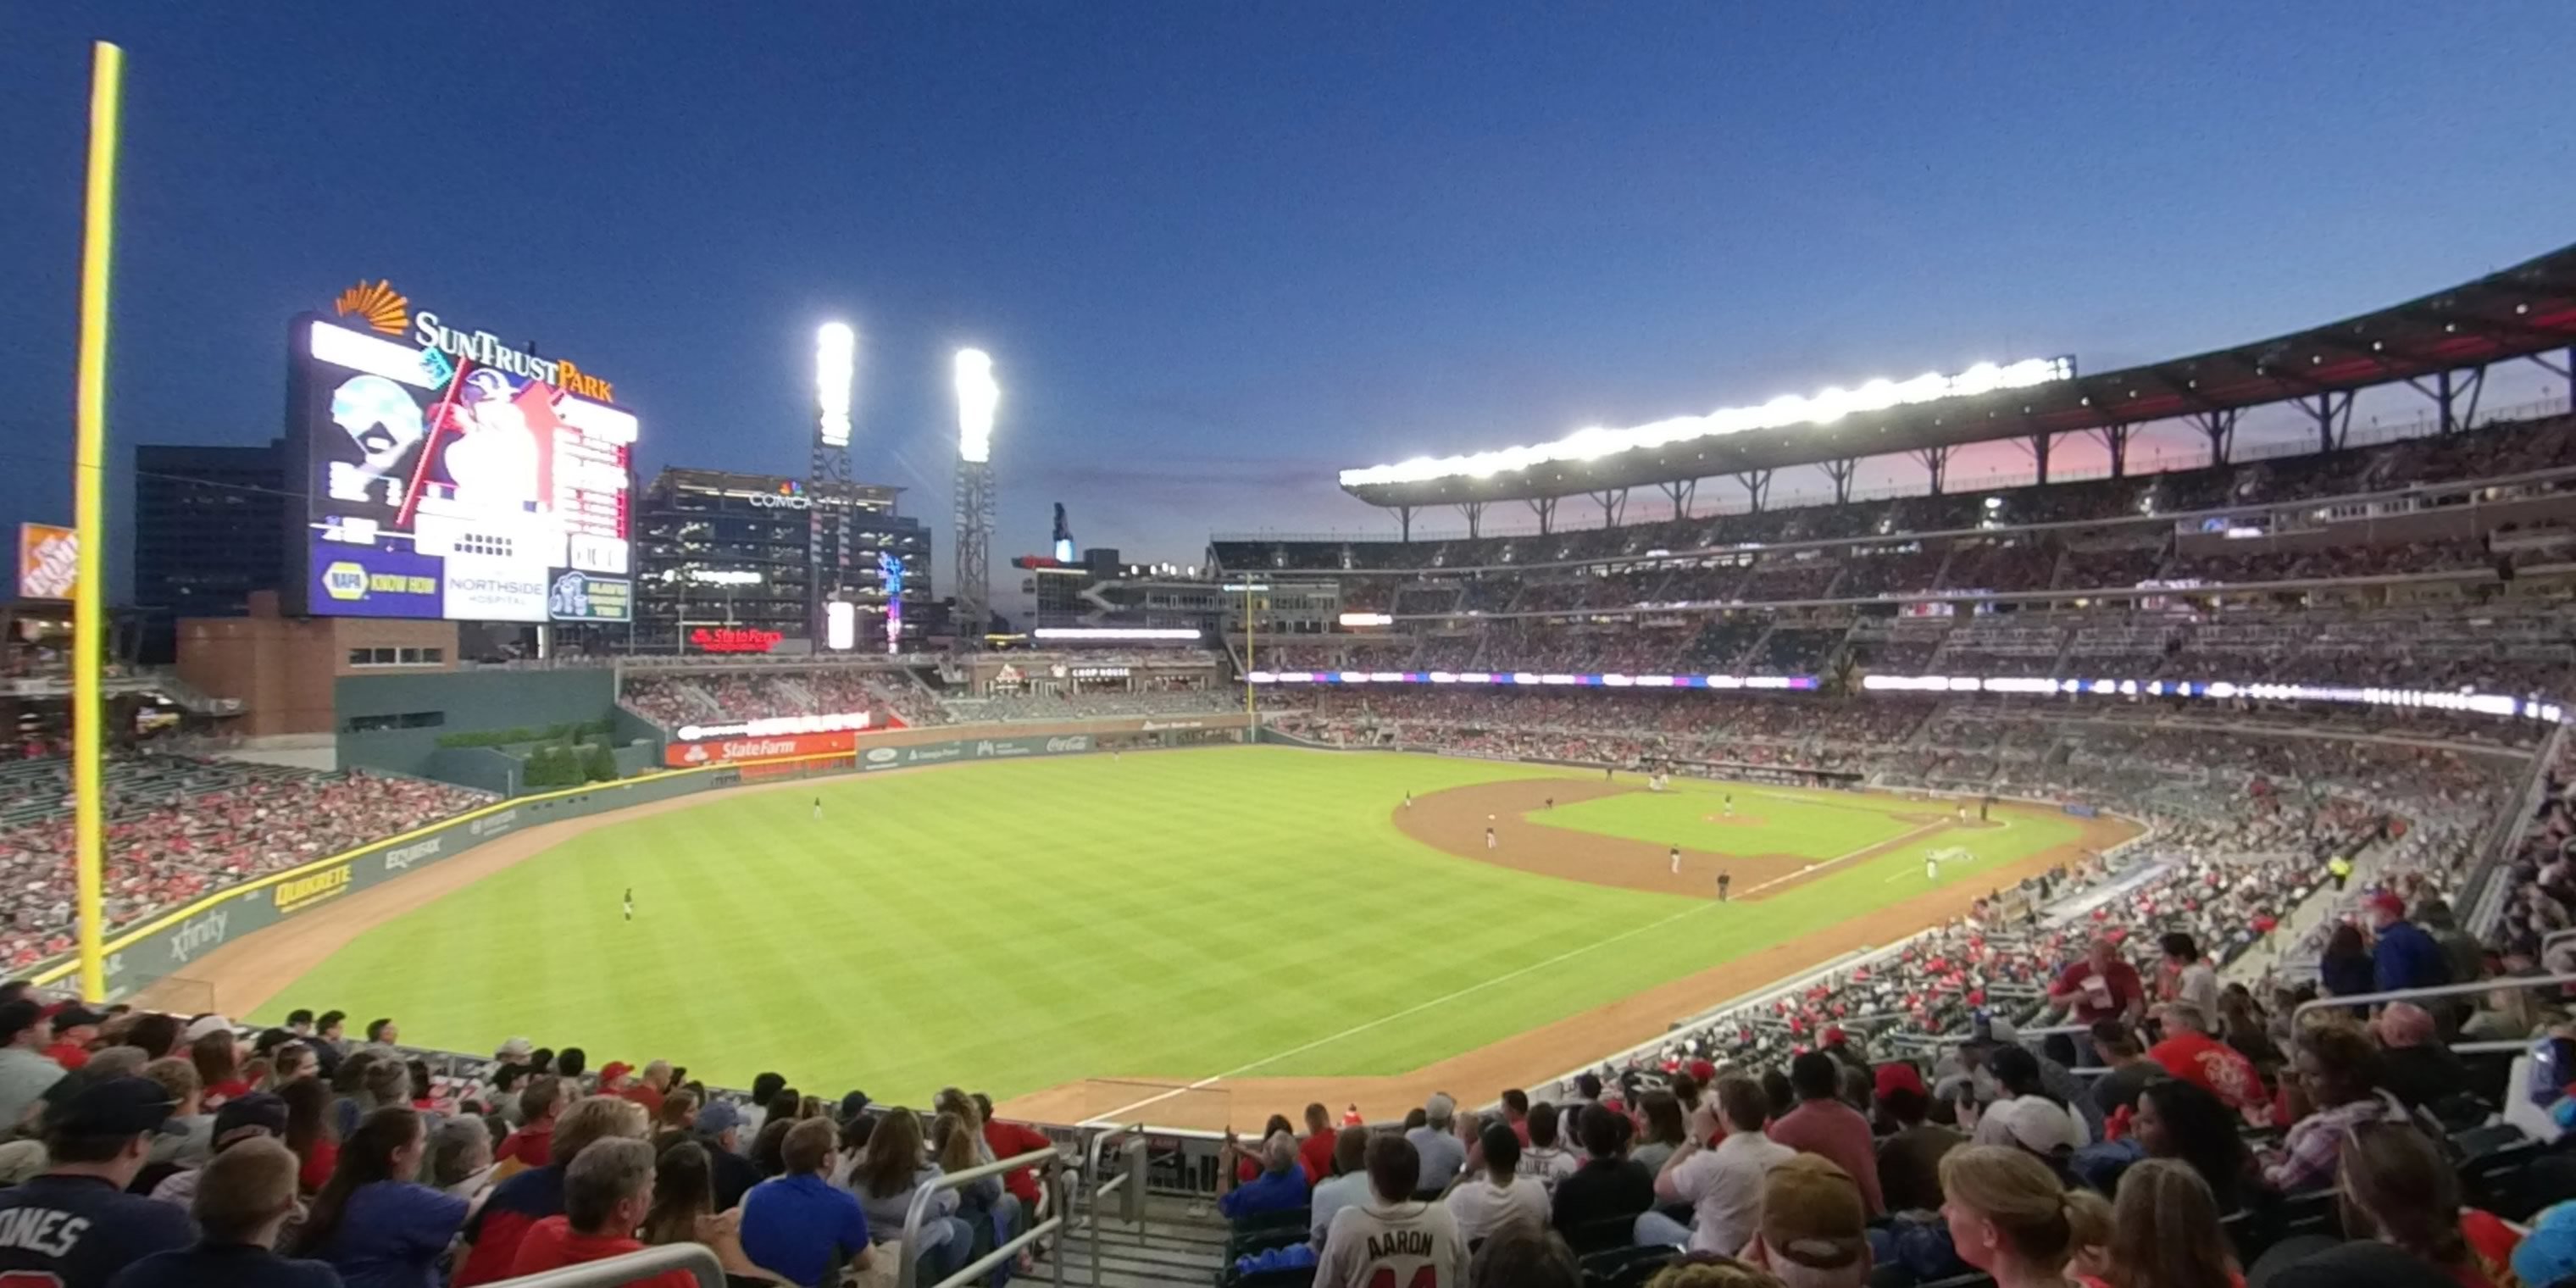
1338,356,2074,487
955,348,998,464
816,322,856,448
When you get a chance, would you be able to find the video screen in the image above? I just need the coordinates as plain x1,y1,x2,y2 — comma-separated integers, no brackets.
288,315,636,622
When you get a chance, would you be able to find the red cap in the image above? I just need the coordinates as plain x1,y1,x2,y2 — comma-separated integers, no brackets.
1687,1059,1717,1083
2364,890,2406,919
1341,1104,1363,1126
600,1061,633,1084
1874,1063,1927,1101
1823,1025,1848,1046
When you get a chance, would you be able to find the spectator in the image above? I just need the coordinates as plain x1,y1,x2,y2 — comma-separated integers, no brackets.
151,1089,288,1208
1518,1100,1578,1190
182,1030,245,1111
45,1004,103,1071
2261,1024,2401,1194
2371,1002,2469,1113
1737,1154,1871,1288
1937,1146,2110,1288
502,1137,694,1288
1872,1066,1963,1214
1298,1102,1340,1183
694,1100,763,1212
0,1077,195,1286
1658,1075,1795,1256
454,1095,648,1285
1632,1091,1689,1174
972,1092,1055,1217
281,1074,340,1192
1305,1125,1375,1246
2088,1022,2160,1117
494,1076,563,1178
1768,1053,1884,1216
291,1105,470,1288
2047,936,2146,1033
136,1056,209,1174
1216,1129,1310,1219
2416,897,2484,992
849,1108,972,1283
1444,1123,1546,1246
1499,1089,1531,1143
1318,1135,1468,1288
2146,1003,2266,1119
2337,1120,2519,1288
124,1014,183,1063
105,1138,341,1288
1972,1046,2085,1158
641,1140,784,1284
739,1118,874,1288
2079,1158,2236,1288
0,998,64,1130
1552,1104,1657,1252
2321,924,2377,1001
2130,1080,2251,1213
2367,891,2451,994
360,1019,398,1054
620,1060,672,1117
2158,933,2219,1022
1409,1093,1468,1192
1465,1222,1579,1288
428,1116,496,1201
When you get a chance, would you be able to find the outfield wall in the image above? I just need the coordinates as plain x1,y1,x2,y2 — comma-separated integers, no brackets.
34,715,1248,1003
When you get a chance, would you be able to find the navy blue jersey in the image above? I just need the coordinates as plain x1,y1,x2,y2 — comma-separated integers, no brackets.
0,1174,195,1288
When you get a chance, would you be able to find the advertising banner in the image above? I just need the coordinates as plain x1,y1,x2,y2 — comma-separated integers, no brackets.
442,554,548,622
854,733,1095,772
663,730,859,767
547,571,632,622
15,524,77,601
308,538,445,618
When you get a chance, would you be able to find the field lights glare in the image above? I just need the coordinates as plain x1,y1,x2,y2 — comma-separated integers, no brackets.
816,323,856,449
953,348,997,464
1340,356,2074,487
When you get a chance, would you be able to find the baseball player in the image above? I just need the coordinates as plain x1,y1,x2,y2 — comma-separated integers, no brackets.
1723,793,1734,819
623,887,634,921
813,797,823,821
1485,825,1497,850
1925,853,1940,883
1717,870,1731,902
1669,845,1681,875
1403,791,1413,809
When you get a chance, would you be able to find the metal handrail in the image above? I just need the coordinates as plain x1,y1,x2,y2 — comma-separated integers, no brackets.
1082,1124,1147,1286
482,1242,726,1288
897,1145,1066,1288
2290,973,2576,1019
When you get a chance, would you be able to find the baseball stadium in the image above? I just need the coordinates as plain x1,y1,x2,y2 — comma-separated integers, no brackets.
9,24,2576,1288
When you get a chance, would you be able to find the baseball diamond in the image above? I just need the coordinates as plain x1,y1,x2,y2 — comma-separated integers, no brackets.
175,746,2127,1127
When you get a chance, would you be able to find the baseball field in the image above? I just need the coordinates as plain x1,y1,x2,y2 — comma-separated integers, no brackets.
195,745,2130,1126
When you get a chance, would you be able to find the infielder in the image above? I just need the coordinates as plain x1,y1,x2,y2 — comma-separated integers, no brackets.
1717,870,1732,901
1485,825,1497,851
1925,853,1940,883
1668,845,1681,875
1403,791,1413,809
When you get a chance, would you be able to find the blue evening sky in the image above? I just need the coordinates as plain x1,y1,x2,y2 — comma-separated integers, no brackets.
3,3,2573,592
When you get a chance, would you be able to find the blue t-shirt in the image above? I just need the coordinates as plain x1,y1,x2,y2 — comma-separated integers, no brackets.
312,1180,469,1288
738,1172,871,1288
1218,1167,1310,1220
107,1241,344,1288
0,1173,197,1288
2373,920,2450,992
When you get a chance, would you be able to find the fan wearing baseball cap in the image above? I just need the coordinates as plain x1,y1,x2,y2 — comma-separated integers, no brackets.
2364,891,2451,993
44,1004,107,1071
0,1076,195,1287
0,999,65,1130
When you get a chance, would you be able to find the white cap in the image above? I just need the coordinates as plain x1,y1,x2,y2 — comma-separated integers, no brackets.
183,1014,234,1041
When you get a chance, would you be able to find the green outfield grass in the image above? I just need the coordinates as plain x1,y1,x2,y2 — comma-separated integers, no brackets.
252,747,2084,1100
1533,780,1922,858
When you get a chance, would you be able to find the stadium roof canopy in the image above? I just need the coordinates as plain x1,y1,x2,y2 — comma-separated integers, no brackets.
1340,242,2576,514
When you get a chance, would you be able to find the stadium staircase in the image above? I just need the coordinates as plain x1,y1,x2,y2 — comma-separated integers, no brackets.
1046,1193,1230,1288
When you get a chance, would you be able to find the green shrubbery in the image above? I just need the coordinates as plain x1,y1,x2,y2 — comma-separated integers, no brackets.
437,719,614,750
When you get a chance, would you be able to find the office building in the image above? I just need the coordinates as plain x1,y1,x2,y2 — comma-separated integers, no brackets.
632,468,931,652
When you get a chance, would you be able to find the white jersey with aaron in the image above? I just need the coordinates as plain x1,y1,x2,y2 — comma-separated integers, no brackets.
1317,1198,1468,1288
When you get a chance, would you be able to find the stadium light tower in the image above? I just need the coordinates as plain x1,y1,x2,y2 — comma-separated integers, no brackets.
813,321,856,483
952,347,997,648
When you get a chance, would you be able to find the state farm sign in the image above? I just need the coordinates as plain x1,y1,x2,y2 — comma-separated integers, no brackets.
663,730,858,767
689,626,784,654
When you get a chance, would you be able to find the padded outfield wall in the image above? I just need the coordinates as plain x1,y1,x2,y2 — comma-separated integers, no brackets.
35,714,1251,1003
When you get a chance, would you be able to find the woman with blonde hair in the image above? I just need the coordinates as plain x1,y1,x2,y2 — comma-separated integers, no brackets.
2338,1119,2518,1288
2076,1159,2240,1288
1937,1146,2111,1288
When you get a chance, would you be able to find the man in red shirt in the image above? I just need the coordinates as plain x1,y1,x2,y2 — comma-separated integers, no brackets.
2146,1002,2267,1119
975,1092,1059,1210
1765,1052,1885,1216
2047,935,2146,1030
617,1060,670,1116
494,1076,564,1177
41,1004,103,1070
506,1135,695,1288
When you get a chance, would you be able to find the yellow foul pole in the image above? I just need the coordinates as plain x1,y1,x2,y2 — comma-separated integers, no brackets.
1241,581,1255,720
74,42,125,1002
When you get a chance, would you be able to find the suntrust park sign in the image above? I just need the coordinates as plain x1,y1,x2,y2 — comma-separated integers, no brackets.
332,280,617,402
